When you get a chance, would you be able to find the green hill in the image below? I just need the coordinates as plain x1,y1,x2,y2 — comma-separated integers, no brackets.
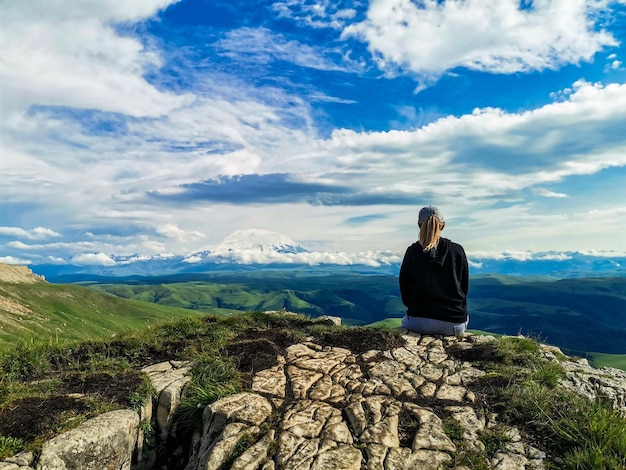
86,273,405,325
83,272,626,357
0,281,230,349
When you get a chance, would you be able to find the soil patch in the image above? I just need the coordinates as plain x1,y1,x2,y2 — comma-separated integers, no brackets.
265,316,314,329
398,407,420,448
233,327,303,349
48,339,184,372
313,328,406,353
59,371,145,406
0,396,92,442
224,339,282,375
448,342,502,363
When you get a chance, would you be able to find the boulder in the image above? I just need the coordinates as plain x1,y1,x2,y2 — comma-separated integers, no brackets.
36,410,139,470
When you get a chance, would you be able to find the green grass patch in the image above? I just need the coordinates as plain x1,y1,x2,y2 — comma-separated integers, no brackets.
366,317,403,329
479,425,512,457
0,435,24,460
587,352,626,371
0,281,219,350
465,336,626,470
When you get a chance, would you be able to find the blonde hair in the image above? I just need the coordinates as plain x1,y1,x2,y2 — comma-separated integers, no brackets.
419,215,444,252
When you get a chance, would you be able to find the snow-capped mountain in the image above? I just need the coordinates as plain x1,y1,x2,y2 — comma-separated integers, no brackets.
213,229,308,255
19,229,626,281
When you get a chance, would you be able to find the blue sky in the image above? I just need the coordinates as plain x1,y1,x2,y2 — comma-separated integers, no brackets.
2,0,626,267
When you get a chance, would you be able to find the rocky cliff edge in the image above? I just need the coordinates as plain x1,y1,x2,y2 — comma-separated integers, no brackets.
2,312,625,470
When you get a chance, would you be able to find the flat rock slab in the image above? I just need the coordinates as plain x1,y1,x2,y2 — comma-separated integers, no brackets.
36,410,139,470
188,332,533,469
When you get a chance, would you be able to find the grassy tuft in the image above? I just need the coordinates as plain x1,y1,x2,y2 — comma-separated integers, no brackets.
0,435,24,460
473,335,626,470
478,425,512,458
177,355,242,430
442,417,464,445
220,432,256,470
447,449,490,470
527,360,566,388
493,336,540,366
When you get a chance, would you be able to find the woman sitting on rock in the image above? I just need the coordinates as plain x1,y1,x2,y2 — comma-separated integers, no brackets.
399,205,469,337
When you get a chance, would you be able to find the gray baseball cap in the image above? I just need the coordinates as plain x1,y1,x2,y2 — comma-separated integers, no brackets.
418,205,445,225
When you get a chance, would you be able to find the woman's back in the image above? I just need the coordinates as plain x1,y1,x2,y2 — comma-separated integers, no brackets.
399,205,469,336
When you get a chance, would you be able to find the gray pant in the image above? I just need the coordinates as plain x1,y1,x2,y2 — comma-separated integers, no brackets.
401,314,469,337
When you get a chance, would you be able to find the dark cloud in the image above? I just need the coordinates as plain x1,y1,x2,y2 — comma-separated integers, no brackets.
148,173,349,204
313,193,424,206
147,173,428,206
343,214,387,225
448,118,626,173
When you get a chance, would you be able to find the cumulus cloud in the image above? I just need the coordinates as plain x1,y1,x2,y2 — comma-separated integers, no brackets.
156,223,205,242
0,0,191,118
0,226,61,240
467,250,534,261
205,249,401,267
536,253,573,261
343,0,619,84
314,80,626,208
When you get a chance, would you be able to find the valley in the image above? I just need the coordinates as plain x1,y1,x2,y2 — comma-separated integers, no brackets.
80,271,626,361
2,264,625,369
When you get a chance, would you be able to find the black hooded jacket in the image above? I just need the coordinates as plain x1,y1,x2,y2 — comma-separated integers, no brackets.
399,237,469,323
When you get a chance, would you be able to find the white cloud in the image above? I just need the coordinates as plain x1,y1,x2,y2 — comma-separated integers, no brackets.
0,226,61,240
217,27,357,72
0,0,191,119
316,80,626,208
467,250,534,261
272,0,359,29
0,256,33,265
536,253,572,261
532,188,569,198
343,0,619,82
71,253,117,266
587,206,626,217
3,77,626,258
156,223,205,242
468,260,483,269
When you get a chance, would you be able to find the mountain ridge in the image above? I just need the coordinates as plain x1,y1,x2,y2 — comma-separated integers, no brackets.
9,229,626,279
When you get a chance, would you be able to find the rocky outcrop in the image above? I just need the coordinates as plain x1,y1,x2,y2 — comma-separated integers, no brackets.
2,327,625,470
142,360,192,441
555,352,626,412
0,361,192,470
0,264,46,284
183,332,626,470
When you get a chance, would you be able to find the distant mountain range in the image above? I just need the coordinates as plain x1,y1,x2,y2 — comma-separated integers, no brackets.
6,229,621,280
